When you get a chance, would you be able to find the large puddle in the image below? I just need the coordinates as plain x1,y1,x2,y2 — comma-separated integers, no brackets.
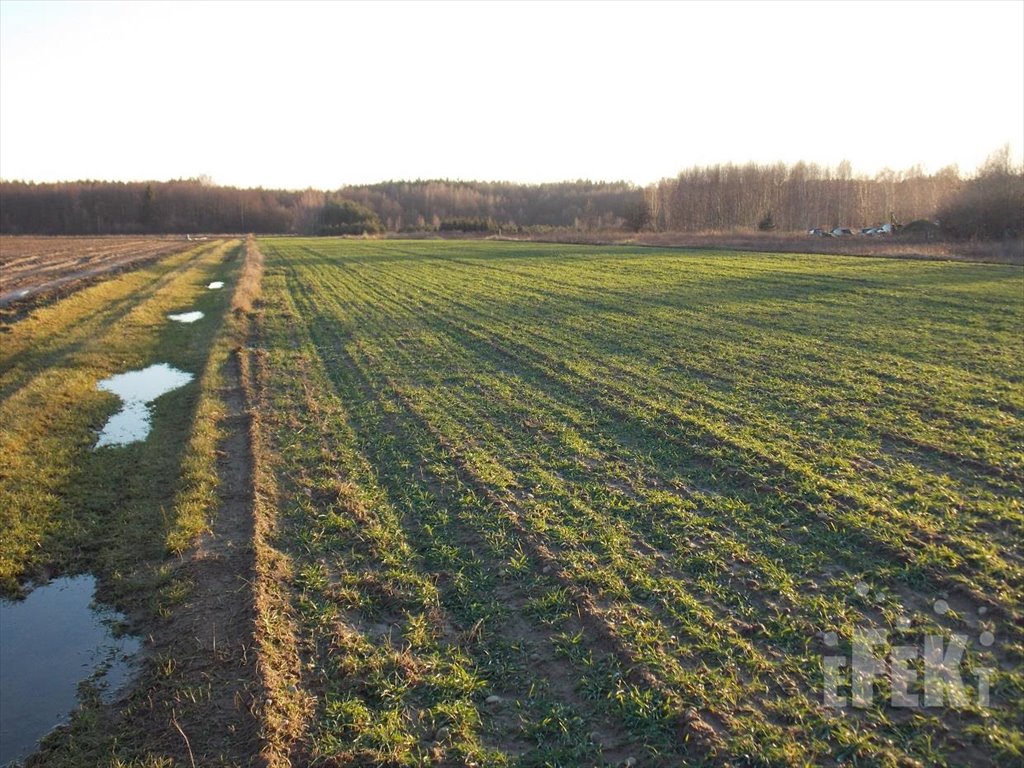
95,363,193,447
0,576,141,765
167,311,204,323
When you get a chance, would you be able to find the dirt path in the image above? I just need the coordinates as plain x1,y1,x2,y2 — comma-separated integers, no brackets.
121,241,268,766
87,351,266,768
157,351,264,765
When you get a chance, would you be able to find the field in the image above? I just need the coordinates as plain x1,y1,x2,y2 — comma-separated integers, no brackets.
539,230,1024,266
1,238,1021,767
0,236,197,312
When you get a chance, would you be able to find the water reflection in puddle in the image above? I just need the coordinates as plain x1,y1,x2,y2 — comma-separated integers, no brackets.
207,281,224,289
95,363,193,447
0,576,140,765
167,311,204,323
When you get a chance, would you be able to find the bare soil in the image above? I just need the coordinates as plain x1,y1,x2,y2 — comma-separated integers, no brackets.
145,351,263,765
0,236,195,308
146,349,262,766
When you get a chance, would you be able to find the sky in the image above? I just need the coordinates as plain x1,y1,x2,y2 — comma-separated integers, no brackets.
1,0,1022,190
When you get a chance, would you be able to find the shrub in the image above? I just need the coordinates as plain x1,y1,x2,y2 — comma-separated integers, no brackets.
937,148,1024,240
316,200,383,236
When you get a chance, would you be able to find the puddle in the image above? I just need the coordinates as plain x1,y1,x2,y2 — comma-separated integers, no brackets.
95,363,193,447
0,576,141,765
207,281,224,289
167,311,204,323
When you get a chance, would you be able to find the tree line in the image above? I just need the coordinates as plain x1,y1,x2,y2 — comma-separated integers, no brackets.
0,178,635,236
646,149,1022,239
2,152,1019,239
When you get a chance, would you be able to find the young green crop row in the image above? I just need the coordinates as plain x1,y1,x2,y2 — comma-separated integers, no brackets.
251,238,1023,767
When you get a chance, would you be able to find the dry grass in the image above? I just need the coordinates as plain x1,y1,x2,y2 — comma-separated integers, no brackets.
230,236,265,316
505,228,1024,265
228,243,309,765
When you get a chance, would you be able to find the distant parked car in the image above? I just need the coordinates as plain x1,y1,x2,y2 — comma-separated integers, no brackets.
860,224,893,235
831,227,853,236
808,228,827,236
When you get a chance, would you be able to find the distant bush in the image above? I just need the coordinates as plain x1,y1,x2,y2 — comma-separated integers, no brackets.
316,200,383,236
937,147,1024,240
439,217,496,233
623,199,652,232
897,219,942,241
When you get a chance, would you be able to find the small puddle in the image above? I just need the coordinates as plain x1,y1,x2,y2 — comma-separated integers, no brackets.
167,311,204,323
207,281,224,289
0,576,141,765
95,363,193,447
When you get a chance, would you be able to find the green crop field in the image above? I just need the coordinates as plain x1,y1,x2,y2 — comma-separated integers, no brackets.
1,237,1021,767
248,239,1023,766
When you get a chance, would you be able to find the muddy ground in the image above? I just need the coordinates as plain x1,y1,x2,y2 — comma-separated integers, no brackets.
0,236,197,310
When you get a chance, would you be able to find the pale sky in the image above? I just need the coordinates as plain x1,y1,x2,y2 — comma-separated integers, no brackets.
1,0,1021,189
